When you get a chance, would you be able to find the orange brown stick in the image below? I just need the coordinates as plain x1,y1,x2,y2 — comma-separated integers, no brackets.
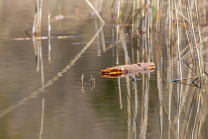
101,62,155,78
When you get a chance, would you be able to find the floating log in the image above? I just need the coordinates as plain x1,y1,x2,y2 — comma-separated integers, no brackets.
101,62,155,78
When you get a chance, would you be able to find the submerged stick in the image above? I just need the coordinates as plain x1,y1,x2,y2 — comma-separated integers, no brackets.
101,62,155,78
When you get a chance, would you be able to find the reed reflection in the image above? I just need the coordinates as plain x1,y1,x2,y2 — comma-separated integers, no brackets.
0,0,105,118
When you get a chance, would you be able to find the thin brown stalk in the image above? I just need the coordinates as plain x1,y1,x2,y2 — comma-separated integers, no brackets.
131,0,135,39
155,0,160,41
38,0,43,37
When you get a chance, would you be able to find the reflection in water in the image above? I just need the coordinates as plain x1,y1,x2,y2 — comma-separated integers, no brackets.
39,39,45,139
156,35,163,138
118,77,122,109
0,0,105,118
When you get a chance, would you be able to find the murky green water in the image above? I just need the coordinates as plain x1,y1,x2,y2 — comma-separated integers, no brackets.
0,0,208,139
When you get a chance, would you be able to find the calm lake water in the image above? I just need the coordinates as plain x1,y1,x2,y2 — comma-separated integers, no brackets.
0,0,208,139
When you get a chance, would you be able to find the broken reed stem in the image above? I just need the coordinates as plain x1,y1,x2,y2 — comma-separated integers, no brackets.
85,0,105,24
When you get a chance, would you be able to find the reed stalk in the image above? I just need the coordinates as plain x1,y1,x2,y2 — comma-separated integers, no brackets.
111,0,116,15
116,0,121,45
131,1,135,64
173,0,182,138
48,12,51,62
131,0,135,39
38,0,43,36
155,0,160,41
36,0,40,35
32,4,37,35
168,0,171,45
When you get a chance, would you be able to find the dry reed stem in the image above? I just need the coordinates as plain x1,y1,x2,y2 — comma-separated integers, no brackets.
155,0,160,41
131,0,135,39
116,0,121,45
173,0,182,138
38,0,43,37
